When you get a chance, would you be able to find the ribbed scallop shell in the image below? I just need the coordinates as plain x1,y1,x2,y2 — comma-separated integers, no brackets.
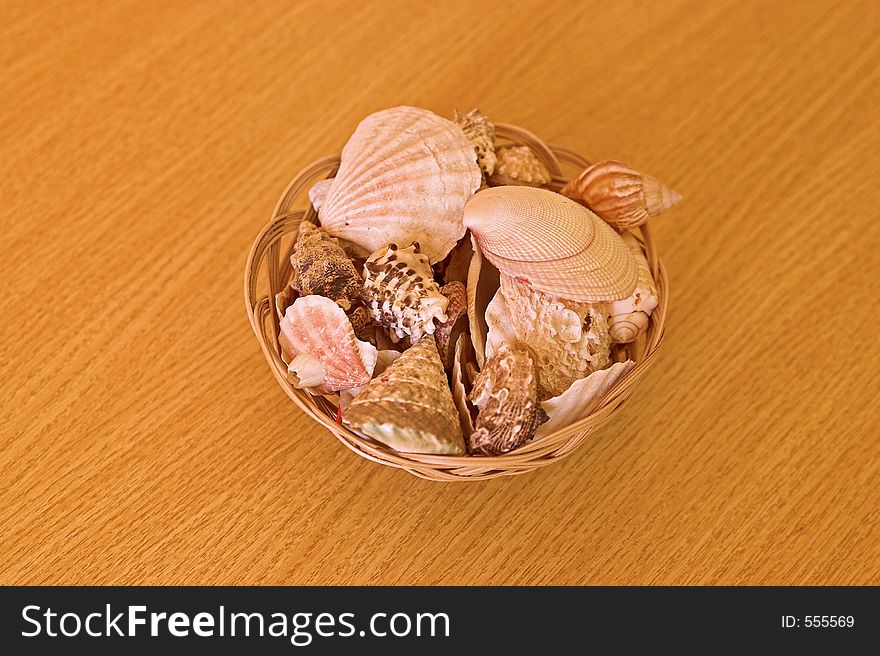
317,106,482,263
363,242,448,342
279,295,378,393
485,275,611,398
560,160,681,231
463,186,637,302
469,343,548,455
343,335,465,455
607,231,659,343
455,108,496,177
488,145,551,187
290,222,363,311
536,360,635,437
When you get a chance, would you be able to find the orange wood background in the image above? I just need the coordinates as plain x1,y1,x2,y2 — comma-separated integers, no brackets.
2,0,878,585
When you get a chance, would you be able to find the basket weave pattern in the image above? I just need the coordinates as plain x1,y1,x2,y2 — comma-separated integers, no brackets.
244,125,668,481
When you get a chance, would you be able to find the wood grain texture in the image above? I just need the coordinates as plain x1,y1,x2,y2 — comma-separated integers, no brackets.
1,0,878,585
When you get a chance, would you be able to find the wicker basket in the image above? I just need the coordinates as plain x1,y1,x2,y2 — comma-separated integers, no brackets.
244,124,668,481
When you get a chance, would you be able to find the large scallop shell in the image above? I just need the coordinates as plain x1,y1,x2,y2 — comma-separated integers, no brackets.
468,343,548,455
536,360,635,437
560,160,681,231
463,186,638,302
343,335,465,455
290,222,363,311
279,295,378,393
485,275,611,398
315,106,482,263
608,231,660,343
363,242,448,342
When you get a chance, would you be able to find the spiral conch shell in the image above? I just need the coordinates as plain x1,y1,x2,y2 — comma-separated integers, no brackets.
363,242,448,342
607,232,659,343
469,343,548,455
560,160,681,231
463,186,637,302
279,295,378,393
488,145,551,187
455,108,496,177
315,106,482,263
290,222,363,311
343,335,465,455
486,275,611,398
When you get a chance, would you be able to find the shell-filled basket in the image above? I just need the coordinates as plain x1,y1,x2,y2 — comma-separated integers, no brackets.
245,108,671,481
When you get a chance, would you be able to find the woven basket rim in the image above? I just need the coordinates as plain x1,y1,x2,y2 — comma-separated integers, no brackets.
244,123,667,480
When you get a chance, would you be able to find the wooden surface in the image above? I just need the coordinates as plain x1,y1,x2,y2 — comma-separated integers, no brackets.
1,0,878,586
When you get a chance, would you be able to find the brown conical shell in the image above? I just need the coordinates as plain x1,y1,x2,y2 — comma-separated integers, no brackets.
463,186,637,302
343,335,465,455
561,160,681,231
468,343,548,455
488,145,551,187
290,222,363,312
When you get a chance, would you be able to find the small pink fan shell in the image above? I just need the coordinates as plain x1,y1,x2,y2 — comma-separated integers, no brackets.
463,186,638,302
279,295,378,393
317,106,482,263
536,360,636,437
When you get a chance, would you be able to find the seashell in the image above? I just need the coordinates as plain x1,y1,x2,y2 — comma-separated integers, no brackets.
338,349,402,412
435,281,468,370
317,106,482,263
308,178,334,212
290,222,363,312
363,242,449,342
488,145,551,187
451,333,475,438
468,343,548,455
536,360,635,437
435,235,473,285
463,186,638,302
560,160,681,231
343,335,465,455
607,231,659,343
275,283,297,321
465,235,500,369
455,108,496,177
485,275,611,398
279,295,378,393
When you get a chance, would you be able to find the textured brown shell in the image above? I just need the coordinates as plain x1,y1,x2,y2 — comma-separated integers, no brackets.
290,222,363,311
343,335,465,455
468,343,548,455
455,108,496,177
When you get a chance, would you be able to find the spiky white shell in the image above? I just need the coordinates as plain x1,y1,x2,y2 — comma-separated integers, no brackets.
363,242,448,342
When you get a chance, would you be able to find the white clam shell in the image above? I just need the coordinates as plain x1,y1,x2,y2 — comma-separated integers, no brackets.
317,106,482,263
463,186,638,302
536,360,635,438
